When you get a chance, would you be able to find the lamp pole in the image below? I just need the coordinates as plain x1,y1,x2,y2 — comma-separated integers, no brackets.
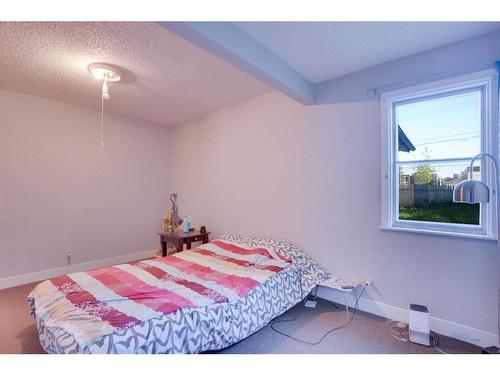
453,153,500,349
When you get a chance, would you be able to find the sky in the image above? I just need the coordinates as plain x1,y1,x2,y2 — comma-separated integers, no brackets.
396,89,481,180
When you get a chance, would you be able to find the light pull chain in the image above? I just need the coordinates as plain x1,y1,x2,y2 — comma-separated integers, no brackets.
88,64,121,162
100,88,105,146
99,76,108,160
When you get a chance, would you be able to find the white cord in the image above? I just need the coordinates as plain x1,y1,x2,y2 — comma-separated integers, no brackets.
385,321,452,354
386,320,408,342
433,345,449,355
98,81,105,161
431,332,451,354
100,85,105,147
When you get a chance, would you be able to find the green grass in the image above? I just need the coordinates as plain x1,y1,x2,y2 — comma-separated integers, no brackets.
399,202,479,225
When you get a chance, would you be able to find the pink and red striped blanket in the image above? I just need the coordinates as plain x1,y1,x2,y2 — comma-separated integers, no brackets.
28,239,291,347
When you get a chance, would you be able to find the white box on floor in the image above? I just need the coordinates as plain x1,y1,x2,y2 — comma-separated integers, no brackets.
409,303,430,346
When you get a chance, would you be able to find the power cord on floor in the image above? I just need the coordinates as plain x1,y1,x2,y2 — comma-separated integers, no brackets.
270,283,368,345
386,320,409,342
431,331,451,354
385,321,451,354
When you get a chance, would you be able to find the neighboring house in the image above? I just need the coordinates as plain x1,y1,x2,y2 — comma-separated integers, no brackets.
444,166,480,187
398,126,416,153
398,126,415,186
400,174,412,185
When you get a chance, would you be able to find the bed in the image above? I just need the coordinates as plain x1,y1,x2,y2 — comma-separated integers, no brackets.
27,234,328,354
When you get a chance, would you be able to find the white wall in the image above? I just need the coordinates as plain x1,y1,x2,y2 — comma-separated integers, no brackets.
169,32,500,346
0,30,498,347
0,89,170,280
170,90,498,345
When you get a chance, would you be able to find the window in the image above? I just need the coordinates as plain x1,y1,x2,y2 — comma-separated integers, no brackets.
381,70,498,239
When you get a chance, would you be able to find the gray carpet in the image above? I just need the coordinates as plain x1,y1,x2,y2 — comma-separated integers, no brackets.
217,298,480,354
0,282,480,354
0,282,44,354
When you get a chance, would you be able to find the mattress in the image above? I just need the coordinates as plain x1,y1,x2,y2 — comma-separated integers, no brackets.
28,235,328,354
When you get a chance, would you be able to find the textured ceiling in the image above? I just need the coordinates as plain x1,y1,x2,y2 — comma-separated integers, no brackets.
236,22,500,83
0,22,271,126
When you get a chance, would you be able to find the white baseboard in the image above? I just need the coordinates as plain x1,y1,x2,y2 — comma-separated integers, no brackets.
0,249,158,290
318,286,499,349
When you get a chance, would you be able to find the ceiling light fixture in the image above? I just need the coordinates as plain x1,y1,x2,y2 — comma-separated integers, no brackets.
88,63,122,100
88,63,123,157
88,63,122,82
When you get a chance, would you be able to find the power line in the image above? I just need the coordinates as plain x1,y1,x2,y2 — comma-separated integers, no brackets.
409,130,479,144
413,135,479,147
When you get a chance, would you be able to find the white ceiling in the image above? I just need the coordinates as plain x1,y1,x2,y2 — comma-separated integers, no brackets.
235,22,500,83
0,22,270,126
1,22,499,125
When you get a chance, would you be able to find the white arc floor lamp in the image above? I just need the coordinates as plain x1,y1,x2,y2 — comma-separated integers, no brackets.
453,152,500,351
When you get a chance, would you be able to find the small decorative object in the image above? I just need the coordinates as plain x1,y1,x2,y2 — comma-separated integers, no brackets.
182,216,190,233
200,226,207,234
169,193,182,232
162,212,172,232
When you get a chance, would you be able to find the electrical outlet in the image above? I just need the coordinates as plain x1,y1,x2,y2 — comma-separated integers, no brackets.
66,251,73,265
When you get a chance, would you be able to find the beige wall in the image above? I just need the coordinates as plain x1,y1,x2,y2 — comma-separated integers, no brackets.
1,29,498,346
168,31,500,345
169,91,497,342
0,88,170,278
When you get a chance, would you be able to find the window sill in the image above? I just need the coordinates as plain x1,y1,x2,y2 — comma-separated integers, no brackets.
379,226,497,241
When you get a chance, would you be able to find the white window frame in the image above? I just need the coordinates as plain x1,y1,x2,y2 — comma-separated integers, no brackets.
380,69,499,240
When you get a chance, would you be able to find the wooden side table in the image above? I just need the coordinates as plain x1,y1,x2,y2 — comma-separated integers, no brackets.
158,230,210,257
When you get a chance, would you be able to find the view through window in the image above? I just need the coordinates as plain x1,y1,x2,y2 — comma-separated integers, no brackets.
395,89,482,225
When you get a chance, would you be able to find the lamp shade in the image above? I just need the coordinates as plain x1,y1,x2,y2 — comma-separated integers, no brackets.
453,179,490,203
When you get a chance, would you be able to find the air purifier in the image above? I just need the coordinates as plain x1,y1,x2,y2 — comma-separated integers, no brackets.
409,303,430,346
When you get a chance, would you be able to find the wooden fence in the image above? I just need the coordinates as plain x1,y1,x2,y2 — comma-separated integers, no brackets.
399,184,454,207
